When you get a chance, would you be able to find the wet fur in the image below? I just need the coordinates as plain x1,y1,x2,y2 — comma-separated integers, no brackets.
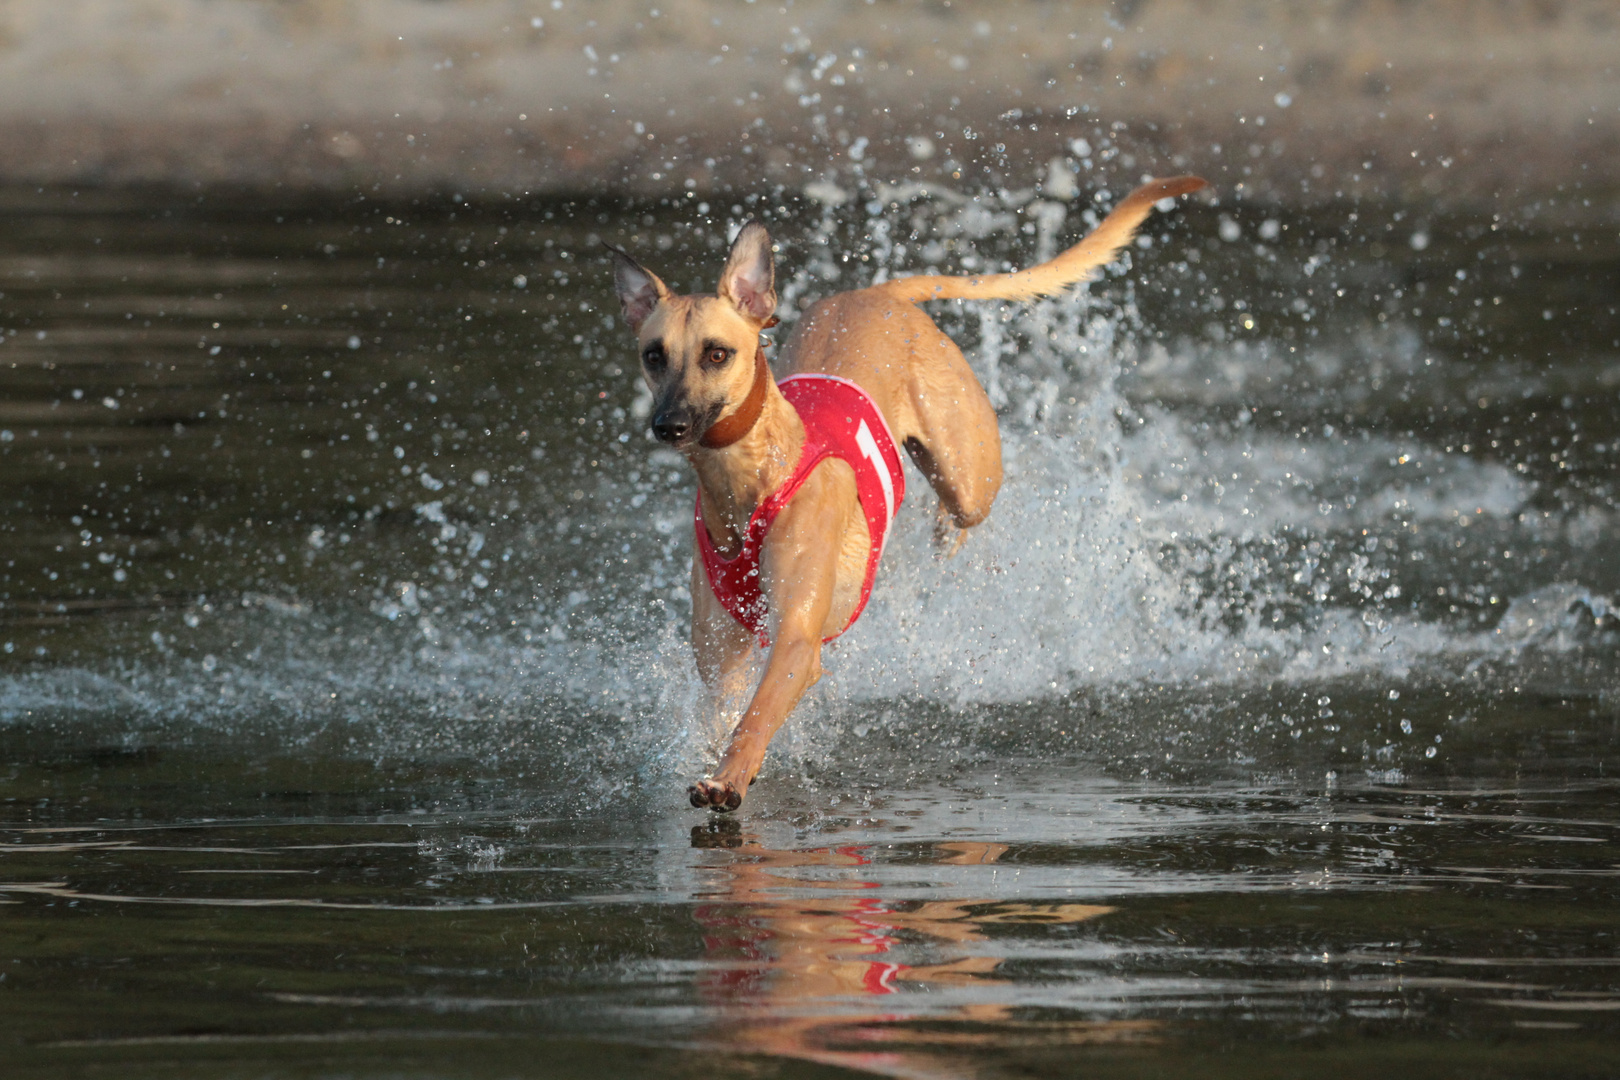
609,175,1206,811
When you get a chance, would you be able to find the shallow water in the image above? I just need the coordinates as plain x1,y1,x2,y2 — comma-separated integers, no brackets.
1,182,1618,1077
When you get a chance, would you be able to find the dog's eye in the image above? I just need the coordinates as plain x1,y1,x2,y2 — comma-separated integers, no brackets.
642,345,666,368
705,347,731,365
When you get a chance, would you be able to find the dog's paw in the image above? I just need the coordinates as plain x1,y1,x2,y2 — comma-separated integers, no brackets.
931,510,971,560
932,523,970,560
688,777,745,813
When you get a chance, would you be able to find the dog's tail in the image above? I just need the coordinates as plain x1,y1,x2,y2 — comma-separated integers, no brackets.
870,175,1207,305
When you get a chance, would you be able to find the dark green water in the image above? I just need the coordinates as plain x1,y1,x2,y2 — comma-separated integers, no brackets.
1,182,1618,1078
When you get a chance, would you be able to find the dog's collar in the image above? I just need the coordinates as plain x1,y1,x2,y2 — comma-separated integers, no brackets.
700,343,773,450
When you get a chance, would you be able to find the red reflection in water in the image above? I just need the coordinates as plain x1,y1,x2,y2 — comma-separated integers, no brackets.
690,828,1145,1078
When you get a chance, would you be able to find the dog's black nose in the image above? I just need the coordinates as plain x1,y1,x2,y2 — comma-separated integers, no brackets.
652,411,692,444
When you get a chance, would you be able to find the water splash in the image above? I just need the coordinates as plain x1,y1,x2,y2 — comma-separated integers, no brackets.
2,177,1615,801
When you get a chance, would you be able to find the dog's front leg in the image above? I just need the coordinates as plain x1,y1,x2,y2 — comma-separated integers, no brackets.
690,556,762,750
688,627,824,811
689,488,848,812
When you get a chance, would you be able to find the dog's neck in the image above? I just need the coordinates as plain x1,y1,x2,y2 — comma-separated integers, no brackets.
690,378,805,557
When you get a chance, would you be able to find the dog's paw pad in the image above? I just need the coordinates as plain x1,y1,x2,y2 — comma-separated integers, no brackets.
688,779,744,813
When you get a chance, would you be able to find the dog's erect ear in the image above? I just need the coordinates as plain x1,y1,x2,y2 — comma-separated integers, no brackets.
605,243,668,331
718,221,777,324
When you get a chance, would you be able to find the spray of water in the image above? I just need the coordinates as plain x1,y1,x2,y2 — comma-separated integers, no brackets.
2,168,1615,805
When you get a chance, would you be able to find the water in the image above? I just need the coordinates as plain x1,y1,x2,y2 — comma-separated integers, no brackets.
1,182,1617,1077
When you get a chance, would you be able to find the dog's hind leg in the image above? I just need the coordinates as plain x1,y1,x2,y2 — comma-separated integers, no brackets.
787,293,1003,552
898,326,1004,551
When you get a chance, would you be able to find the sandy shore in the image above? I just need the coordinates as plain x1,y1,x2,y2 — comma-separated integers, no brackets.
0,0,1614,218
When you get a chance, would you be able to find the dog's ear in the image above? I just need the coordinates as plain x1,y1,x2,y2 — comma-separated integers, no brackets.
718,221,777,324
605,244,668,331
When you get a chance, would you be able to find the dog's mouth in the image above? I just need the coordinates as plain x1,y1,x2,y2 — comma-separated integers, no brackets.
650,401,725,448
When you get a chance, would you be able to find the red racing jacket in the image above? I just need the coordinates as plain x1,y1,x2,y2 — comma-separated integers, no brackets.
694,374,906,648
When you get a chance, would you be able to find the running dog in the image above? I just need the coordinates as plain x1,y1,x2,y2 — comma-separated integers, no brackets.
608,175,1206,811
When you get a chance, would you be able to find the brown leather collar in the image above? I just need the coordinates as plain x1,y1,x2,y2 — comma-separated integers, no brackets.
700,344,773,449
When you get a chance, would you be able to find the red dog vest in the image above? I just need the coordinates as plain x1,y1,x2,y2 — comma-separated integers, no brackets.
695,374,906,647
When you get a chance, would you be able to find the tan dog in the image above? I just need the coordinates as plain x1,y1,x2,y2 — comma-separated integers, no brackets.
609,175,1206,811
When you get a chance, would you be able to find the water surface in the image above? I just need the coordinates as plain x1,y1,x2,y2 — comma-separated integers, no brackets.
2,181,1618,1077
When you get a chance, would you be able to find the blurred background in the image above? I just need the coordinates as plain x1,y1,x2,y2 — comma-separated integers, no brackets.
0,0,1613,217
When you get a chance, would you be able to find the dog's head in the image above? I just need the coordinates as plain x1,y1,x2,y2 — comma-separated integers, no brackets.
607,222,777,449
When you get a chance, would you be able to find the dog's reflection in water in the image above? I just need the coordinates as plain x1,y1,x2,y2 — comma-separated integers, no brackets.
689,821,1157,1077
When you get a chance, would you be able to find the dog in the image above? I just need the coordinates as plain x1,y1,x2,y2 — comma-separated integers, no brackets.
608,175,1206,811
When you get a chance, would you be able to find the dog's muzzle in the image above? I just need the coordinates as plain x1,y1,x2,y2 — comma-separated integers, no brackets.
652,400,720,447
651,409,694,444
